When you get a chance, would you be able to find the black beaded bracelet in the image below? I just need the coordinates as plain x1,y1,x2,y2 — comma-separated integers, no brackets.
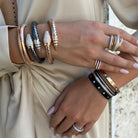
88,73,111,99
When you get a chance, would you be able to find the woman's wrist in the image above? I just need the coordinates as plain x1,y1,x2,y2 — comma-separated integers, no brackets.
9,22,60,64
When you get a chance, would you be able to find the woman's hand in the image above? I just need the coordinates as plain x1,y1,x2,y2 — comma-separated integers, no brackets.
52,21,138,73
47,77,108,137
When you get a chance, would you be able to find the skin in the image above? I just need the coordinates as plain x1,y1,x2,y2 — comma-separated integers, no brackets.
1,1,138,137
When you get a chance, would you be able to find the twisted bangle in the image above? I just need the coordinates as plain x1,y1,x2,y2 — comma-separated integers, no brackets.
48,19,58,50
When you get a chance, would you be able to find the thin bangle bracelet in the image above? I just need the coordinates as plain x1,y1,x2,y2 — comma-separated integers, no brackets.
18,24,33,64
48,19,58,50
94,70,117,96
26,34,45,63
98,70,120,94
88,73,111,100
43,31,53,64
93,72,113,97
31,21,42,53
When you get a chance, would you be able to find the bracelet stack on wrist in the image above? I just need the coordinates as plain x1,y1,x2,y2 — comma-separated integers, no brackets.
17,19,58,64
88,70,120,100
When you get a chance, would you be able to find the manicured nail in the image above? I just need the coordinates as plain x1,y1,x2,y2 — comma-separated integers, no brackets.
137,40,138,45
62,136,67,138
120,69,129,74
47,106,55,115
55,133,60,137
133,63,138,69
51,127,54,130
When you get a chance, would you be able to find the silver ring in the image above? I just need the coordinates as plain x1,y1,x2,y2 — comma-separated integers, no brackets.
95,60,101,70
73,124,84,132
108,35,114,50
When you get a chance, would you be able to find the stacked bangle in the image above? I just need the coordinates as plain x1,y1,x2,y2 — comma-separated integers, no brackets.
17,19,57,64
48,19,58,50
88,70,120,100
26,34,45,63
97,70,120,94
31,21,42,53
17,24,33,64
43,31,53,64
89,73,111,99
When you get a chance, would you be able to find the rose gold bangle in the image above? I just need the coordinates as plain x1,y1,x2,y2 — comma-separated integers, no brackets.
43,31,53,64
17,24,33,64
17,25,26,63
48,19,58,50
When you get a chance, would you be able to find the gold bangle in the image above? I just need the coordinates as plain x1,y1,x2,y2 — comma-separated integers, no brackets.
18,24,33,64
48,19,58,50
17,25,26,63
43,31,53,64
98,70,120,93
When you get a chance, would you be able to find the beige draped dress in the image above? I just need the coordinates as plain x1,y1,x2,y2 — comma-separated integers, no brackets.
0,0,137,138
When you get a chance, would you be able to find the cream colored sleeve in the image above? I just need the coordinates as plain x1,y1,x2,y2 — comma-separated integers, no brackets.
0,10,18,77
108,0,138,29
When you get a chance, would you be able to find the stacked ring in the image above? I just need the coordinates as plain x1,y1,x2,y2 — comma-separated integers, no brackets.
95,60,101,70
105,34,123,55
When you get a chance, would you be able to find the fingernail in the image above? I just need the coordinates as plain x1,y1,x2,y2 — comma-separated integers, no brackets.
55,133,60,137
133,63,138,69
51,127,54,130
62,136,67,138
137,40,138,45
120,69,129,74
47,106,55,115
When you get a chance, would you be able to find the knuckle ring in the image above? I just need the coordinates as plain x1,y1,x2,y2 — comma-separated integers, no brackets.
73,123,84,133
95,59,101,70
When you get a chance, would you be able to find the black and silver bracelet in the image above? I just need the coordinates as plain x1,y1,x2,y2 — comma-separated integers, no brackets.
94,70,117,96
26,34,45,63
31,21,42,53
88,73,111,99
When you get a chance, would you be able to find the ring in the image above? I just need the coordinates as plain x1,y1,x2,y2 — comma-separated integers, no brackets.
108,35,114,50
73,123,84,133
95,60,101,70
116,38,123,51
105,48,120,55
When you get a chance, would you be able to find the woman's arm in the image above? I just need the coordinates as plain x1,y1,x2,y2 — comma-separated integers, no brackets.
48,55,137,137
9,21,138,73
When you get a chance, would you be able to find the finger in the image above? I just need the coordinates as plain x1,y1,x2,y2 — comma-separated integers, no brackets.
50,109,65,129
54,91,66,113
76,122,93,136
55,117,74,134
118,40,138,56
47,91,66,115
92,60,129,74
102,24,138,45
99,51,138,69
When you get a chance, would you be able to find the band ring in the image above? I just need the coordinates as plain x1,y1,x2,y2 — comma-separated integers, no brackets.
73,124,84,133
95,60,102,70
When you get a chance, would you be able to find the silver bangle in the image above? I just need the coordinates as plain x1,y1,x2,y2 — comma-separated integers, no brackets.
31,21,42,53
